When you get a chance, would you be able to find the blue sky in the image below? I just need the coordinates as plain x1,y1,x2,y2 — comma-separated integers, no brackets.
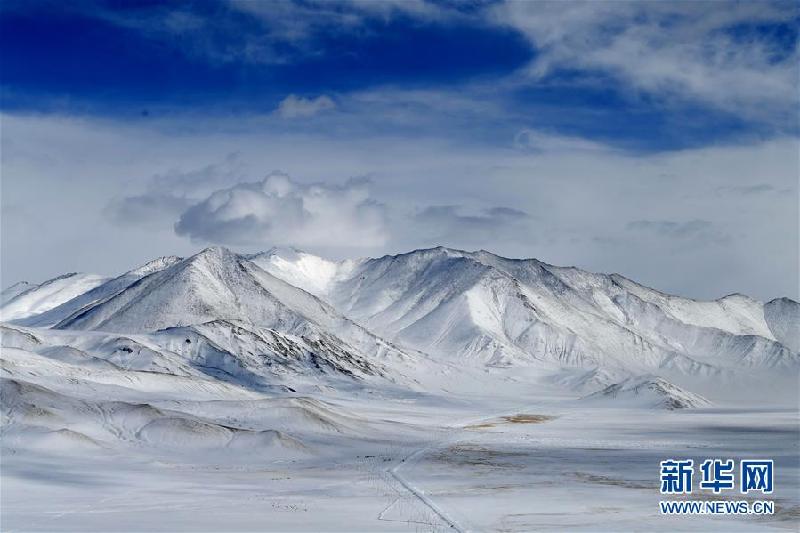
1,2,531,112
1,0,798,300
3,0,796,150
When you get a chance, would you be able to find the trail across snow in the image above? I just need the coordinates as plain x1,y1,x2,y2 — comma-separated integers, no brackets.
382,403,546,532
385,443,465,531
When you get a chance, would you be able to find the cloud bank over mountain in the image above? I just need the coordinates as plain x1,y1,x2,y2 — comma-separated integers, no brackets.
3,111,797,301
174,174,388,249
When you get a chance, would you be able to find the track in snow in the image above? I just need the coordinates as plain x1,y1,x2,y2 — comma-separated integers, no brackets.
381,403,546,532
386,442,465,532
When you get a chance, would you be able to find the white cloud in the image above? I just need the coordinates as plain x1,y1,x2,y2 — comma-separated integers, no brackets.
492,1,799,124
105,152,247,227
277,95,336,118
2,113,797,301
230,0,453,43
174,173,388,249
513,129,609,153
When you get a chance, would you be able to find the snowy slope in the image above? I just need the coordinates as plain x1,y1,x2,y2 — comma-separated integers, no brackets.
41,247,414,387
582,375,712,409
15,256,182,327
55,247,325,333
763,297,800,353
154,319,390,389
247,247,361,298
0,351,307,457
605,275,774,338
0,272,110,321
1,281,35,305
260,247,798,375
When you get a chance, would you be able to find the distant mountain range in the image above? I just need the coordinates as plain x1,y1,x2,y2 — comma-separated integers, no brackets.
252,246,798,374
2,246,798,407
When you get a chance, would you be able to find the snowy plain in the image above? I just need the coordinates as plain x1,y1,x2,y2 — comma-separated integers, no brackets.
1,246,798,532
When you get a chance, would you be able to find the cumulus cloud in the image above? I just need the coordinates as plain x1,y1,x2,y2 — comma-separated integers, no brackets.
277,94,336,118
174,173,388,248
105,153,246,228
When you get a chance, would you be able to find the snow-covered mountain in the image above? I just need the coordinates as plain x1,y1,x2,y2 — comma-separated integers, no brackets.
1,281,35,305
763,297,800,353
3,245,798,401
2,241,798,533
6,248,417,390
254,247,796,378
14,256,183,327
0,272,110,321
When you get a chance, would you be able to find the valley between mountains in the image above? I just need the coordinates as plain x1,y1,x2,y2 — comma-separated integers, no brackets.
2,246,798,531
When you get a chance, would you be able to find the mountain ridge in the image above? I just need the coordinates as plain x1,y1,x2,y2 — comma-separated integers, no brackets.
257,246,798,374
3,245,797,398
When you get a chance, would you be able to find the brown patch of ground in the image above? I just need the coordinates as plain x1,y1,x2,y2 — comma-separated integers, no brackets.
464,422,497,430
465,414,555,430
572,472,650,490
432,444,528,469
501,414,554,424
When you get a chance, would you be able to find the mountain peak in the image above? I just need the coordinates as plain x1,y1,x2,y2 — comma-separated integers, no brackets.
52,242,355,335
260,246,306,258
418,245,467,255
373,246,468,263
193,246,237,260
126,256,183,278
180,247,246,273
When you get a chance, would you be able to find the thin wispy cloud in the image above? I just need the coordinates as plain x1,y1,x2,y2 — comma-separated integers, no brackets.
715,184,778,196
626,219,730,245
492,1,798,125
276,94,336,118
410,205,534,249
